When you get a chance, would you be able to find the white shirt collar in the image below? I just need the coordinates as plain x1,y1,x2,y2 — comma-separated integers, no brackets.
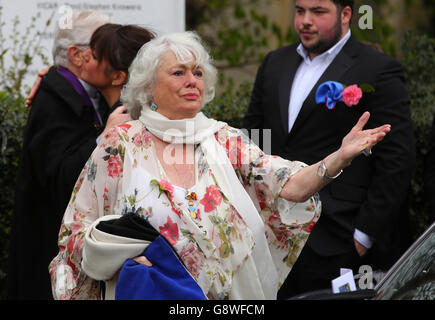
297,29,351,63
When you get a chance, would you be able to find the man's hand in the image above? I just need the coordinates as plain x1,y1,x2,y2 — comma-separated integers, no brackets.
26,67,50,108
354,239,368,257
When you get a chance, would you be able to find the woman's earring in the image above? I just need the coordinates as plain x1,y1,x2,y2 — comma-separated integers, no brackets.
151,103,158,111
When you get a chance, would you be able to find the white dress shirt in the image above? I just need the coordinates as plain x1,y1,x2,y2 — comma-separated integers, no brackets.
288,30,373,249
288,30,351,133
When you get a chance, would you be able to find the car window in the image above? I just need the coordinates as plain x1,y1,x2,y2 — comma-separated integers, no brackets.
374,231,435,300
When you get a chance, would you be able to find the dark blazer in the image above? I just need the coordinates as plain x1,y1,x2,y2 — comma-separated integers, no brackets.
244,37,416,270
7,67,109,299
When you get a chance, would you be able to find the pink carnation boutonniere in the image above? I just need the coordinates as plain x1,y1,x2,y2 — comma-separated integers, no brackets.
315,81,375,109
342,84,363,107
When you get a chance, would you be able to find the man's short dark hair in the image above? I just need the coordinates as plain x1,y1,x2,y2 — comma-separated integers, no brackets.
332,0,354,22
332,0,354,11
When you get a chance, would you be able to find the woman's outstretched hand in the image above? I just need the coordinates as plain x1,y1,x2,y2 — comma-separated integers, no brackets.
338,111,391,165
279,112,390,203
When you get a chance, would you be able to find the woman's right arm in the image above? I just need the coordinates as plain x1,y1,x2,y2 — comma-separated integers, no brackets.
280,112,390,202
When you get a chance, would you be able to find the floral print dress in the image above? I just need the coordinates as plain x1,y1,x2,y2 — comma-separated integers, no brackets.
49,120,321,300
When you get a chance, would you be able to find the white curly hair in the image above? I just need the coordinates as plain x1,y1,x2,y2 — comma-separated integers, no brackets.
52,10,111,67
121,31,218,120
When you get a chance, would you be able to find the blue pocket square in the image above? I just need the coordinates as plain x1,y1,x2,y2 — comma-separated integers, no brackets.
315,81,344,109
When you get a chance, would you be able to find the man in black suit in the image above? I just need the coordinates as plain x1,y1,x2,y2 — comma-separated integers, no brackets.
7,11,131,299
244,0,416,298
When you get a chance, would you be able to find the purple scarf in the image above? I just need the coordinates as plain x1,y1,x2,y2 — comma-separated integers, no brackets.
57,66,102,125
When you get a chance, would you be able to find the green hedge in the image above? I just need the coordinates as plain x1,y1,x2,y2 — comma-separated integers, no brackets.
0,8,51,298
400,30,435,239
0,92,26,298
203,81,252,129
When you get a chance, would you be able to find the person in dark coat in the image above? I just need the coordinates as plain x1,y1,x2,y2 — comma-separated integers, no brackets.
79,23,155,118
243,0,416,298
6,10,132,300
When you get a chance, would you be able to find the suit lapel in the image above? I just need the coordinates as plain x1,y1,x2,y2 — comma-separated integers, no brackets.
278,48,302,134
288,37,358,138
43,67,88,117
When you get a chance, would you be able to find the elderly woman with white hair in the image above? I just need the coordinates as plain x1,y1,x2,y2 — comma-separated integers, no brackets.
49,31,390,300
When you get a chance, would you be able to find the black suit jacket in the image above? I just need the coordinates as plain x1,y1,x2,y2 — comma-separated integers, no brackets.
244,37,416,269
7,67,110,299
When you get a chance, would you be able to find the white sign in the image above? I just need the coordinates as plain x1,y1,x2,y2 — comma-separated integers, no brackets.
331,268,357,293
0,0,185,91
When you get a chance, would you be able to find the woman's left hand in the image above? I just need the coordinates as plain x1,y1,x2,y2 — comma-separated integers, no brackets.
339,111,391,165
133,255,152,266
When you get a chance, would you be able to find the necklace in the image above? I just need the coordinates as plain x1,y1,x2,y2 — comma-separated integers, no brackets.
185,191,199,220
153,135,201,221
168,146,200,221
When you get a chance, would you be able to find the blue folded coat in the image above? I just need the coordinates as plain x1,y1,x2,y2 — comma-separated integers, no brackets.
115,235,207,300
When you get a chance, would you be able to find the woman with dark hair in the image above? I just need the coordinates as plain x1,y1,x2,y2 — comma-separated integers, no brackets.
80,23,155,139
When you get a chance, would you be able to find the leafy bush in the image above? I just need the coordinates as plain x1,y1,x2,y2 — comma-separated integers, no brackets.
0,92,26,296
187,0,298,90
0,8,51,299
202,81,252,129
400,30,435,239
